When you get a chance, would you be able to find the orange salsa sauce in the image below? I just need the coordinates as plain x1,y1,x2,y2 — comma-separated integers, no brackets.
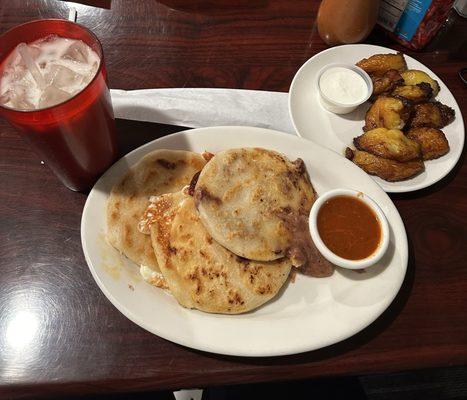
317,195,381,260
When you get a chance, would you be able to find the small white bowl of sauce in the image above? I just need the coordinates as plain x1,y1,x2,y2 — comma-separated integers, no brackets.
317,63,372,114
309,189,389,270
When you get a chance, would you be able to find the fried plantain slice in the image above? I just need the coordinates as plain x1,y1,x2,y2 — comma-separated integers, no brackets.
408,101,455,129
346,147,424,182
392,82,433,103
371,69,404,98
406,127,449,160
364,96,412,131
401,69,440,96
354,127,421,162
356,53,407,77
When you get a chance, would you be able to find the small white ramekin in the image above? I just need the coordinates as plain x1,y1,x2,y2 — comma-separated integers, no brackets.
317,63,373,115
309,188,389,270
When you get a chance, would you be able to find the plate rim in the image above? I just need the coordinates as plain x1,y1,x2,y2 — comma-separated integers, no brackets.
81,125,408,357
288,43,465,194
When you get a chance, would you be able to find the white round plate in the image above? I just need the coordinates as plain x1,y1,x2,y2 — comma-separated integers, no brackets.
289,44,465,193
81,126,408,357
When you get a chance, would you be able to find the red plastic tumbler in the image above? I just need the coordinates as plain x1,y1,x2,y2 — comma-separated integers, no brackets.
0,19,117,191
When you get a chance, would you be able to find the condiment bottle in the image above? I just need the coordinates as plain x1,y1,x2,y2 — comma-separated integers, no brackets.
317,0,380,46
378,0,456,51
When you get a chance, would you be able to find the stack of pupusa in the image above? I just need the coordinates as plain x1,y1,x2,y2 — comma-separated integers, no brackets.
107,149,206,287
107,148,333,315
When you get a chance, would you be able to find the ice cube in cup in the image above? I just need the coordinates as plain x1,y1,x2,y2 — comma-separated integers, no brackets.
16,43,46,89
7,85,35,110
39,85,70,109
63,41,89,64
81,61,99,86
27,45,41,61
46,64,84,90
12,65,28,81
0,89,13,107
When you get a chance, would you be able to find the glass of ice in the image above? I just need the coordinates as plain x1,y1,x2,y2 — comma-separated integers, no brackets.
0,19,117,192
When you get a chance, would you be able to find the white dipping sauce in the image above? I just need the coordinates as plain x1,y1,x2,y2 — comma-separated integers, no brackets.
319,67,368,105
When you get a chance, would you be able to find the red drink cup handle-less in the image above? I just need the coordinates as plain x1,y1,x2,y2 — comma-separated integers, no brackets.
0,19,118,192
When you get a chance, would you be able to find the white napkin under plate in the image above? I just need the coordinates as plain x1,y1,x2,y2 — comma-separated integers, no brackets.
110,88,295,134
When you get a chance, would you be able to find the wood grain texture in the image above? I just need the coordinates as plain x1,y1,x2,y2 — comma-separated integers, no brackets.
0,1,466,398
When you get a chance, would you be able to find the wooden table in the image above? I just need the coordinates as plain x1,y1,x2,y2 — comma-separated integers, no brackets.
0,1,466,398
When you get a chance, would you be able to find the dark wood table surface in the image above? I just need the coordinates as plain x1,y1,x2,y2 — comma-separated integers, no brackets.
0,1,466,398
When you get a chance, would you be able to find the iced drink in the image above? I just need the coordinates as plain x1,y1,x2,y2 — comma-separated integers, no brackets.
1,36,101,110
0,20,117,191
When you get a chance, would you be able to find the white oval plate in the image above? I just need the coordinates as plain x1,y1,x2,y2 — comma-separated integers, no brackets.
81,126,408,357
289,44,465,193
